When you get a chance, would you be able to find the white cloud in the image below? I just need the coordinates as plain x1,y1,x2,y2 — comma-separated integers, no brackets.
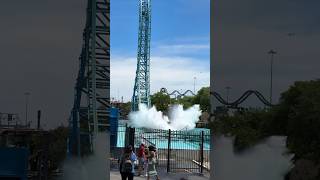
156,36,209,44
153,44,209,56
110,55,209,102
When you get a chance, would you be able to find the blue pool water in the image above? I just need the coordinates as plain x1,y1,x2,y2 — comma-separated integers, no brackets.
116,126,210,150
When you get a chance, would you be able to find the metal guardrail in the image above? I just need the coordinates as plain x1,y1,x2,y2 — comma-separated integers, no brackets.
110,125,210,174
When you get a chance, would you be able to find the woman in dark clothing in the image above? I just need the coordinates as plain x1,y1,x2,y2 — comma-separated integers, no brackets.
120,145,137,180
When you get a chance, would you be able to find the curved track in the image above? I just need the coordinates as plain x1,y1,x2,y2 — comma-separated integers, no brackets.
160,88,275,107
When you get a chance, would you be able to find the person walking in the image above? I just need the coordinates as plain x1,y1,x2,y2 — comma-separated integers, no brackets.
120,145,137,180
137,143,146,176
144,147,149,177
147,146,160,180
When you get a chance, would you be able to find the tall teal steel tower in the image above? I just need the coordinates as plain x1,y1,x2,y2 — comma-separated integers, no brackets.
127,0,152,146
69,0,110,156
132,0,152,111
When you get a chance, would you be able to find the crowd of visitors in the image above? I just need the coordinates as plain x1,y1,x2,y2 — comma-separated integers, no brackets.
120,143,160,180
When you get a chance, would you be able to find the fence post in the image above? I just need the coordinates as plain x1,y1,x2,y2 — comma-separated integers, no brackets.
200,130,204,174
130,127,135,147
167,129,171,173
125,124,135,148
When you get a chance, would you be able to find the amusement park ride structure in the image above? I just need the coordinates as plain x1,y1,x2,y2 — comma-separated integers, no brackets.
132,0,152,111
127,0,152,146
69,0,110,156
68,0,273,155
160,88,274,107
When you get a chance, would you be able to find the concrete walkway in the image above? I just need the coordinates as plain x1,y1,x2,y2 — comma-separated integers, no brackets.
110,170,209,180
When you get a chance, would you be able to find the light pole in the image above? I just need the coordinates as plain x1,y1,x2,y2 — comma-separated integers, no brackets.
24,92,30,127
225,86,231,103
268,49,277,104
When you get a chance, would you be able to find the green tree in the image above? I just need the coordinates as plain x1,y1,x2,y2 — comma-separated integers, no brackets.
30,126,69,170
211,109,272,151
119,101,131,118
210,80,320,178
48,126,69,169
275,80,320,161
151,91,171,112
176,96,195,109
211,80,320,160
194,87,210,112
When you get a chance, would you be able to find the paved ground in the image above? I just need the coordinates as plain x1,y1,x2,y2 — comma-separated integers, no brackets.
110,170,210,180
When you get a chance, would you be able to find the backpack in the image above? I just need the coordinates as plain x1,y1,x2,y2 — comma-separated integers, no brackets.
121,154,133,173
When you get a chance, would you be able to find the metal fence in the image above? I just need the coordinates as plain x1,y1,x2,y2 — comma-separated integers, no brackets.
110,125,210,174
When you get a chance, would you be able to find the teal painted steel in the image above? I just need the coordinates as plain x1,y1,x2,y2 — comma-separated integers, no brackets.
132,0,152,111
127,0,152,147
109,108,119,147
69,0,110,156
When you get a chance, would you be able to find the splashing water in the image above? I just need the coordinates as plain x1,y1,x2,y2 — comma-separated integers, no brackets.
56,133,108,180
128,103,202,130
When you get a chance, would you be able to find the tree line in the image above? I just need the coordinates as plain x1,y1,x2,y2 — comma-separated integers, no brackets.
211,80,320,179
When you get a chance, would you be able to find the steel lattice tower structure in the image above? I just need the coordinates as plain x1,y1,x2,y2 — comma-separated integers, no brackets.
127,0,152,147
132,0,152,111
69,0,110,156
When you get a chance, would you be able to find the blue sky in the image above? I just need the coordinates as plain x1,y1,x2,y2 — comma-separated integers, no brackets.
111,0,210,101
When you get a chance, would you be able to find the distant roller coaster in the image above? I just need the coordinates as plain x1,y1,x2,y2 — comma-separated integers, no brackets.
160,88,275,107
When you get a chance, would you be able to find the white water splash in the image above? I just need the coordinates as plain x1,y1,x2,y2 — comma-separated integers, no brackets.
128,103,202,130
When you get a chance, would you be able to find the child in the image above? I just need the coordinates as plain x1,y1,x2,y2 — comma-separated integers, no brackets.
147,149,160,180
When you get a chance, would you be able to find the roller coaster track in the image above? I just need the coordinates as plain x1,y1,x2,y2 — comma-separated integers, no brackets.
160,88,195,96
160,88,275,107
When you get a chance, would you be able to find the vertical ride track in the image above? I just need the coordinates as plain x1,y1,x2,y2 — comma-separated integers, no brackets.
127,0,152,146
69,0,110,156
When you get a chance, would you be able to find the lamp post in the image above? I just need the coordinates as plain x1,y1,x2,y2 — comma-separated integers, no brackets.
24,92,30,127
268,49,277,104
